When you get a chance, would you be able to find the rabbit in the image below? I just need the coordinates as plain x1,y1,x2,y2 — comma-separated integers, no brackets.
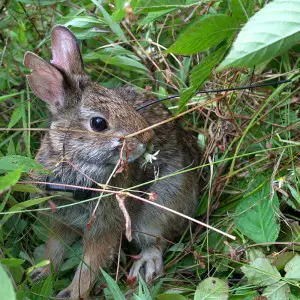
24,25,202,299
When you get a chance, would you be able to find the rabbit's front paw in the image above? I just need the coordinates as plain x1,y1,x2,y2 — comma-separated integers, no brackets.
129,246,163,283
30,265,50,282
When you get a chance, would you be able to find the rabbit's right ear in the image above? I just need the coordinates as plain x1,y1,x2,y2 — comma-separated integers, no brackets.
24,51,64,107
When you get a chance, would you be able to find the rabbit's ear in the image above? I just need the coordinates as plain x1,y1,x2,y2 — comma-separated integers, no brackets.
24,51,64,107
50,25,85,75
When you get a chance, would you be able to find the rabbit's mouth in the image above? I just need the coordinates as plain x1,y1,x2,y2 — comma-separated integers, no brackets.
125,143,147,163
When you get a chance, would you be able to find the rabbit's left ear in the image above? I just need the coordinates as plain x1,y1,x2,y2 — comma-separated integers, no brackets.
50,25,85,76
24,51,65,108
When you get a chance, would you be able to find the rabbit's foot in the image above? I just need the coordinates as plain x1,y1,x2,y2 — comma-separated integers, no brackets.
56,289,94,300
129,246,163,283
30,265,50,282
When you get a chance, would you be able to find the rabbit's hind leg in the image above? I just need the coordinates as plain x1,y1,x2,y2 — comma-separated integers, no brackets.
56,233,119,299
31,224,79,282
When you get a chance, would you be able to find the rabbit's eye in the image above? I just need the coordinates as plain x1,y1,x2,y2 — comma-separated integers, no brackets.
90,117,108,132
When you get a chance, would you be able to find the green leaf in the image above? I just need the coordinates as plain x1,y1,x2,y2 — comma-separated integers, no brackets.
218,0,300,69
0,155,48,173
101,268,126,300
8,106,22,128
167,15,238,55
262,281,290,300
139,9,175,25
18,0,63,4
194,277,229,300
132,0,197,13
58,16,105,28
1,258,25,267
84,52,148,73
0,196,56,226
234,181,280,243
39,275,53,298
0,92,23,103
27,260,50,275
230,0,254,24
178,43,229,112
0,264,16,300
91,0,128,42
157,295,187,300
241,257,281,287
0,169,22,194
285,255,300,279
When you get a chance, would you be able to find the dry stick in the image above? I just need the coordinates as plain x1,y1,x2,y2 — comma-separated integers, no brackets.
125,192,236,240
19,180,235,240
125,95,225,139
116,231,123,282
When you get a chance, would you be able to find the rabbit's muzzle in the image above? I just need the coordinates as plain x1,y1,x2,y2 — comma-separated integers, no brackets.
124,128,153,162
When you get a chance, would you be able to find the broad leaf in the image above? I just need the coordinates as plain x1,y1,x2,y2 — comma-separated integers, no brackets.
234,181,280,243
262,281,290,300
285,255,300,279
0,264,16,300
0,155,48,173
1,258,25,267
194,277,229,300
218,0,300,69
167,15,238,55
241,257,281,287
0,169,22,194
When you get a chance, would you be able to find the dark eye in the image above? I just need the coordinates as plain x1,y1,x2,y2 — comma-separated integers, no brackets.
90,117,108,132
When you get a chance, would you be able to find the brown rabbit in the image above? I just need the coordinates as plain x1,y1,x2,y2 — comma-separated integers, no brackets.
24,25,201,299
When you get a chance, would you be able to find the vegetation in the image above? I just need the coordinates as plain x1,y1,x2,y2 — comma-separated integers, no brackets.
0,0,299,299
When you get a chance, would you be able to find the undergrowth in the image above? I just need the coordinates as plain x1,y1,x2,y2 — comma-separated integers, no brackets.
0,0,299,299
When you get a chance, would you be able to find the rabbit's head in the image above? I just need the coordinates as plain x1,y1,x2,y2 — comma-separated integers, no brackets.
24,26,153,183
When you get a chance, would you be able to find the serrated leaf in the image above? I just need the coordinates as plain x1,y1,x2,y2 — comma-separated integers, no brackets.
167,15,238,55
218,0,300,69
262,281,290,300
194,277,229,300
234,181,280,243
0,264,16,300
0,169,22,194
241,257,281,287
285,255,300,279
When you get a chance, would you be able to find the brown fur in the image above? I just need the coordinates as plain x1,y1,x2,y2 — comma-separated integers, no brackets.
25,26,202,299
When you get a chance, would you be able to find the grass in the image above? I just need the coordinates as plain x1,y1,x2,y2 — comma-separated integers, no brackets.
0,1,299,299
